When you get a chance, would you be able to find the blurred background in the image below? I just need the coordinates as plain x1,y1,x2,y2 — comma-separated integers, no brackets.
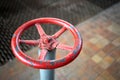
0,0,120,80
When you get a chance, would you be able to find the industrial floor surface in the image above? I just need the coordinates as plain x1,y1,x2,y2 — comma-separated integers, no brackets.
0,1,120,80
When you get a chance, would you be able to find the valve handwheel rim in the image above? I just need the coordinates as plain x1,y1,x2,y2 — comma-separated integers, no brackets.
11,17,83,69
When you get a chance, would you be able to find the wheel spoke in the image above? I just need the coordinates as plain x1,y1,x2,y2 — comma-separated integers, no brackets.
38,49,48,60
19,39,39,45
56,43,73,51
52,27,67,39
35,23,46,37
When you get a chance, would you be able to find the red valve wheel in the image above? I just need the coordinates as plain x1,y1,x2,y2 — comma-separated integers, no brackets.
11,18,83,69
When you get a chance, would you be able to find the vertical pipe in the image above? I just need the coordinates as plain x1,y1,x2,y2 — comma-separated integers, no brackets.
38,49,55,80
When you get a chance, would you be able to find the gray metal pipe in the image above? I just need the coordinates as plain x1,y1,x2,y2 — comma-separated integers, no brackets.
38,49,55,80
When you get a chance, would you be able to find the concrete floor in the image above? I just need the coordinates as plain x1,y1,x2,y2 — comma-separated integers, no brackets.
0,1,120,80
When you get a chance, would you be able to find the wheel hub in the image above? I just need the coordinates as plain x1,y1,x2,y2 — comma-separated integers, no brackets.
39,36,58,50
